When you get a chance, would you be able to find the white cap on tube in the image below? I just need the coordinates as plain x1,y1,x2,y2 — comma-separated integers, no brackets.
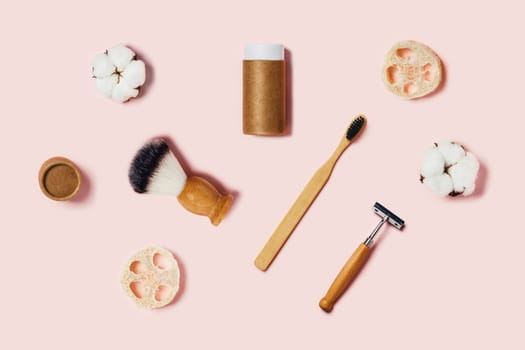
244,44,284,60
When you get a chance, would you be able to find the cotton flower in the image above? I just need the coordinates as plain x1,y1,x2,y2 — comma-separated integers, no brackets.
420,141,480,197
92,45,146,102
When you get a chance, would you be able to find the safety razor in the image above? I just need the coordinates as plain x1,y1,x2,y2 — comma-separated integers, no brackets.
319,202,405,312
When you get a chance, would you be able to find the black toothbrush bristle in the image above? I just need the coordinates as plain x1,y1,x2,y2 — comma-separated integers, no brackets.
346,115,366,141
129,138,170,193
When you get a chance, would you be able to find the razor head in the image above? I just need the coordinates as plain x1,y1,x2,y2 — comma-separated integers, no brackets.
373,202,405,230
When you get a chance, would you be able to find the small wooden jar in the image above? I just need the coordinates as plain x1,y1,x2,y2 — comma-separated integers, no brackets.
38,157,81,201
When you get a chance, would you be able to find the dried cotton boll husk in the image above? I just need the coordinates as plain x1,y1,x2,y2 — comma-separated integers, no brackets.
92,44,146,102
420,141,480,197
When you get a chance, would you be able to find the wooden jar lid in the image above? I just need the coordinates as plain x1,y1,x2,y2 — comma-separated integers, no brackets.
39,157,81,201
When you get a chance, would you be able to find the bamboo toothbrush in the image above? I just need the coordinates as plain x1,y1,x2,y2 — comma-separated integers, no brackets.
255,115,367,271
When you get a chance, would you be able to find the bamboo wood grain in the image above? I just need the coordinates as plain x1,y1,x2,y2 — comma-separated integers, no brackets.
254,136,353,271
319,243,370,312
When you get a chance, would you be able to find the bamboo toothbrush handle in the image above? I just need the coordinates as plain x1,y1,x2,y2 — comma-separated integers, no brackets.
319,243,370,312
254,159,339,271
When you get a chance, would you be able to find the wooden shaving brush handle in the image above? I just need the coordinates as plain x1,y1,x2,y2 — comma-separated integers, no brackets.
177,176,233,226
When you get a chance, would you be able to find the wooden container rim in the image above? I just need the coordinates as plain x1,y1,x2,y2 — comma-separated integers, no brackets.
38,156,82,201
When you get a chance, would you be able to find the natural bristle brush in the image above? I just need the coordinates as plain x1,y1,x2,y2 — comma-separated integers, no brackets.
129,138,233,226
319,202,405,312
254,115,367,271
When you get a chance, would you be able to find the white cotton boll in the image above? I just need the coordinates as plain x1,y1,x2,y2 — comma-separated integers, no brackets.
111,82,139,102
423,174,454,196
463,185,476,196
437,141,466,166
95,75,118,97
107,44,135,71
121,60,146,88
448,152,480,195
420,141,481,197
420,147,445,178
92,53,115,78
93,44,147,102
461,152,480,173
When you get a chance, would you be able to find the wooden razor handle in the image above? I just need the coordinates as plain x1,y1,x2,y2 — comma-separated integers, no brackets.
319,243,370,312
177,176,233,226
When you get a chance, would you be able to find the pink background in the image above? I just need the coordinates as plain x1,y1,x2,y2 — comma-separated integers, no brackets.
1,0,524,349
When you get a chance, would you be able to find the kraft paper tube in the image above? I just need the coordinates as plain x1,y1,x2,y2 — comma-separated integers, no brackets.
243,44,286,136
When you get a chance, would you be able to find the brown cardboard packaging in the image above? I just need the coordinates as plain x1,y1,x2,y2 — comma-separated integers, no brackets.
243,60,286,135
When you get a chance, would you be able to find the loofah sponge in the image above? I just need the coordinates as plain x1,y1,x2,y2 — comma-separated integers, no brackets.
92,44,146,102
382,40,442,99
121,247,180,309
420,141,480,197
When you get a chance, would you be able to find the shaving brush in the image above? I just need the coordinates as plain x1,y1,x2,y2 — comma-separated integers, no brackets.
129,138,233,226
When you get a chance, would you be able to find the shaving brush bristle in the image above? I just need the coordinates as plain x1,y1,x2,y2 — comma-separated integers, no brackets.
129,138,187,196
129,137,233,226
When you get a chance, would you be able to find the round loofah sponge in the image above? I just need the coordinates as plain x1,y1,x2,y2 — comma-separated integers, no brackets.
420,141,480,197
121,247,180,309
382,40,442,99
